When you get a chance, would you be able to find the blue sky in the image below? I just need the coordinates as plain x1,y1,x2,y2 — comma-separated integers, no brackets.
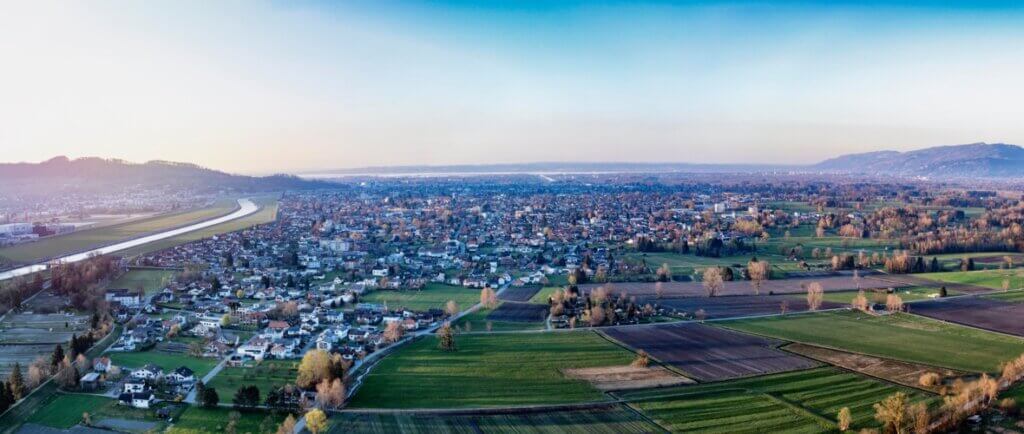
2,0,1023,173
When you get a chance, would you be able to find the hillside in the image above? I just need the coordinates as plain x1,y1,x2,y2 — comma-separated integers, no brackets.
0,156,324,194
814,143,1024,178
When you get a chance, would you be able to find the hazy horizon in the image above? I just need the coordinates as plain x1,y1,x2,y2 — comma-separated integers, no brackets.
4,1,1024,174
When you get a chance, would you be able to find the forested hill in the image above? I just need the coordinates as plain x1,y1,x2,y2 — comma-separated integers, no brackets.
0,156,324,194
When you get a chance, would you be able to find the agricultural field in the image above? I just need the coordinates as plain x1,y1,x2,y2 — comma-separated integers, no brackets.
0,199,239,266
617,367,940,433
985,289,1024,302
0,312,89,376
813,286,949,305
25,393,167,431
918,269,1024,291
578,273,907,299
603,322,818,381
330,404,663,434
783,343,965,393
908,296,1024,337
102,268,176,295
657,295,844,319
116,195,280,259
529,286,562,304
721,311,1024,373
562,365,693,391
453,305,546,332
498,286,543,302
349,331,636,408
361,283,480,312
206,359,298,403
166,406,283,434
485,302,549,322
108,347,219,378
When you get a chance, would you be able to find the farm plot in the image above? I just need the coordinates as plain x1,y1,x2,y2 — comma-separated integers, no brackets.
453,305,546,332
871,273,997,294
349,331,635,409
602,322,818,381
166,406,283,434
783,343,965,393
485,303,549,322
617,367,939,433
908,296,1024,337
721,311,1024,373
579,274,910,298
499,286,542,302
330,404,664,434
562,365,693,391
655,295,844,320
0,312,89,376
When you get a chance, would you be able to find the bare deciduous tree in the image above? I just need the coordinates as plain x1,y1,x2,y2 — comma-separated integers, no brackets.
806,282,824,311
702,267,724,297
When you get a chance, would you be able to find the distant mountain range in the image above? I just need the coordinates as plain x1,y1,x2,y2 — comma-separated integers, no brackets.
0,156,325,194
309,143,1024,179
812,142,1024,178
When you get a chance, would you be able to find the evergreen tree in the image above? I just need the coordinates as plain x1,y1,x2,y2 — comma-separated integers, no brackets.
8,363,24,401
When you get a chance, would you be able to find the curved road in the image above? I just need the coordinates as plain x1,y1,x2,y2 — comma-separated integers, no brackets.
0,198,258,281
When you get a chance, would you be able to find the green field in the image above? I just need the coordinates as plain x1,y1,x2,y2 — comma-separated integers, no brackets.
617,367,938,433
116,196,280,258
109,350,219,378
529,286,561,304
0,199,239,265
330,405,662,433
453,304,547,332
349,331,636,409
206,360,298,404
985,289,1024,303
104,268,176,295
361,283,480,312
166,406,283,434
720,311,1024,373
26,393,164,430
920,269,1024,291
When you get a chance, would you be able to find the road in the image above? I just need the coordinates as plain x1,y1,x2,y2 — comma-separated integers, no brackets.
0,198,258,281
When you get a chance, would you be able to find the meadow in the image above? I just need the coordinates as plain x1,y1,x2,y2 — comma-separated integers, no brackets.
453,304,546,332
361,283,480,312
617,367,939,433
26,394,164,430
922,269,1024,291
166,406,283,434
115,195,280,258
103,268,176,295
109,349,220,378
206,360,298,404
720,311,1024,373
0,199,239,265
349,331,636,408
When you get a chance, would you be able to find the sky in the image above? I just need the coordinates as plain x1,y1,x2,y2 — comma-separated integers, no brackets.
2,1,1024,175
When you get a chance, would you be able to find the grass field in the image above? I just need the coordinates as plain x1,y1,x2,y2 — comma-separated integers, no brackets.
361,283,480,312
25,393,163,430
0,199,239,265
922,269,1024,291
330,405,662,433
349,331,636,409
103,268,176,295
453,304,546,332
166,406,283,434
985,289,1024,302
720,311,1024,373
529,286,561,304
206,360,298,403
617,367,938,433
116,196,280,259
109,350,219,378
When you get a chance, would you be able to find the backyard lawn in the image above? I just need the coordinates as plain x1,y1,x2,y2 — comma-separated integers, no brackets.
206,360,298,403
103,268,176,295
349,331,636,408
720,311,1024,373
109,350,219,378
